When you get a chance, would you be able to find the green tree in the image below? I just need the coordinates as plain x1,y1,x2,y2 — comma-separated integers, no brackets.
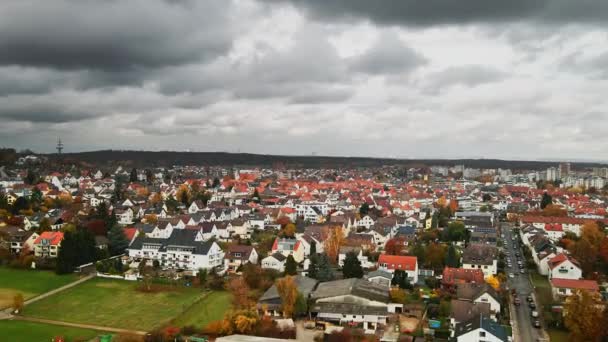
359,203,370,216
285,255,297,275
444,221,467,242
56,228,97,274
25,169,38,185
294,292,308,317
12,197,29,215
252,189,261,204
108,224,129,256
445,244,459,268
411,243,426,266
314,253,334,281
342,251,364,278
391,270,412,289
307,254,318,279
212,177,220,188
30,187,43,206
129,168,138,183
309,240,317,256
541,192,552,209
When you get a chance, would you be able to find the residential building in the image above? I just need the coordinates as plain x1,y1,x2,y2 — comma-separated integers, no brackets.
33,231,64,258
377,254,418,283
461,244,498,278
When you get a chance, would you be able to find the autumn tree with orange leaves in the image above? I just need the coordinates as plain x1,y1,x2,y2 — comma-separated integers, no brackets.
276,276,298,318
226,276,252,309
323,226,345,263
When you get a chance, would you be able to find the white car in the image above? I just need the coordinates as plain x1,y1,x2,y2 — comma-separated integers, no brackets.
509,273,515,278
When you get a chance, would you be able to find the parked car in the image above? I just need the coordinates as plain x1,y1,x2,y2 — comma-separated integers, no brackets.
531,310,539,318
514,298,521,306
529,302,536,309
509,273,515,278
527,295,533,302
520,269,526,274
534,320,541,328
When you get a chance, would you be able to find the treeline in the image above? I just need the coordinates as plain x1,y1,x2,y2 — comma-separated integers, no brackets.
43,150,608,170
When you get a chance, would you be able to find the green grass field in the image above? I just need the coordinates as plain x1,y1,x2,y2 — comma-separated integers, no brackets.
173,291,232,328
22,278,205,331
0,267,78,308
0,320,101,342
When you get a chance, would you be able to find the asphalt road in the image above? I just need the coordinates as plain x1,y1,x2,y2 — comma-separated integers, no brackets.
502,222,547,342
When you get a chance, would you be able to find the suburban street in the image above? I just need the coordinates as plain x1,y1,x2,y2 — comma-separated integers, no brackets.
502,222,548,342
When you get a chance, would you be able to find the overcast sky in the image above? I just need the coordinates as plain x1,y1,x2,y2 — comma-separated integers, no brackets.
1,0,607,160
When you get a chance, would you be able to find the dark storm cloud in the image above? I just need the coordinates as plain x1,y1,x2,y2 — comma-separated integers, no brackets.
0,1,233,71
0,102,97,123
349,33,427,74
265,0,608,26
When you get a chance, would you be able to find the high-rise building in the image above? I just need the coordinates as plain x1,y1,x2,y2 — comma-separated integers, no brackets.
559,162,571,177
546,167,558,182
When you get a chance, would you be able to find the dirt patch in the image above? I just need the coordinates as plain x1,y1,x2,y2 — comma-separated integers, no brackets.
399,315,419,334
0,289,33,309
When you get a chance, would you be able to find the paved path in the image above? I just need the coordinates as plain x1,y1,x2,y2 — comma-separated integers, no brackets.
22,274,95,306
13,316,148,335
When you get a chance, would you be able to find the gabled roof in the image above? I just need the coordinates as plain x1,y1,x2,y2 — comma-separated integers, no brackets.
454,314,507,341
378,254,417,271
550,278,598,291
311,278,389,303
34,231,64,245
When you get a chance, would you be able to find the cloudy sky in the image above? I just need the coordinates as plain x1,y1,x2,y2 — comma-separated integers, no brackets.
1,0,608,160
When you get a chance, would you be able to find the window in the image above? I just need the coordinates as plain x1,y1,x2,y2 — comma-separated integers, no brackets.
479,331,486,337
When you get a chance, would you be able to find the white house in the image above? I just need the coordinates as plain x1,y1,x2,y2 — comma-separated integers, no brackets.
261,252,287,273
338,247,374,269
127,229,224,274
377,254,419,284
453,315,507,342
461,244,498,278
547,254,582,280
224,245,258,272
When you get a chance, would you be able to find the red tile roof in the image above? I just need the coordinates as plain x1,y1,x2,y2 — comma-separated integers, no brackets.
34,231,64,245
378,254,417,271
123,228,138,241
442,267,484,285
550,278,599,291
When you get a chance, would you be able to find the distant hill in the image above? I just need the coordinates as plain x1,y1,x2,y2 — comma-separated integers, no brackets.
43,150,608,170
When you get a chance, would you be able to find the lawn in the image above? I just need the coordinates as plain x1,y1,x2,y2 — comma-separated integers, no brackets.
530,273,553,306
0,267,78,308
548,329,569,342
23,278,205,331
0,320,101,342
173,291,232,328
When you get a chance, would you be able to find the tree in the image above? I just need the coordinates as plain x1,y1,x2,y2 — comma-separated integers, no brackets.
282,223,296,238
12,293,24,312
11,197,29,215
359,203,369,216
570,238,597,275
56,228,97,274
323,226,344,263
384,238,403,255
482,193,492,202
563,290,605,341
30,187,43,207
540,192,552,209
176,184,192,206
25,169,38,185
309,240,317,256
314,253,335,282
391,270,412,289
389,288,408,304
285,255,297,275
411,243,426,266
445,244,459,268
294,292,308,317
424,243,447,269
212,177,220,188
226,277,251,309
485,275,500,291
307,253,318,279
252,189,261,204
444,221,467,242
276,276,298,318
108,224,129,256
342,251,363,278
130,168,138,183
